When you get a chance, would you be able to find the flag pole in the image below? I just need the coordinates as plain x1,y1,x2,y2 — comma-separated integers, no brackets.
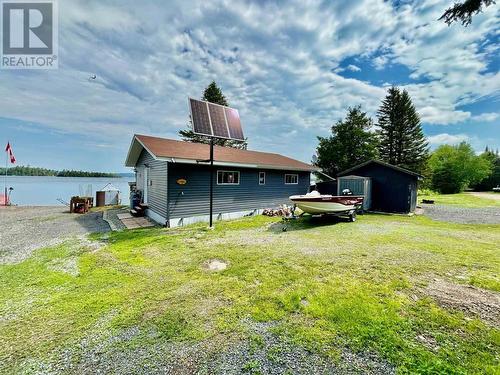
4,143,7,206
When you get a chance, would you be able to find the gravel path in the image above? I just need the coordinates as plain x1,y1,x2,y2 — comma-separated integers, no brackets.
103,207,129,231
33,319,394,375
0,206,110,264
422,204,500,224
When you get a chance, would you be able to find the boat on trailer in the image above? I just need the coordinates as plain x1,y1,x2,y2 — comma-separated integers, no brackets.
289,190,364,221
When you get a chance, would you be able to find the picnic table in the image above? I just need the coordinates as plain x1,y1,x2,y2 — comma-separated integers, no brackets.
70,196,94,214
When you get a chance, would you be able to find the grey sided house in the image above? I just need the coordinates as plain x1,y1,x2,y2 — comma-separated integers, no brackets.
338,160,422,214
125,135,316,227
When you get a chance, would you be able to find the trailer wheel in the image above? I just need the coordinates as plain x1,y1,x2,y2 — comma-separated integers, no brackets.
349,211,357,222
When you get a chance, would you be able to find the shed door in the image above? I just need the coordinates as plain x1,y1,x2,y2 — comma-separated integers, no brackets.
143,167,149,204
409,183,416,212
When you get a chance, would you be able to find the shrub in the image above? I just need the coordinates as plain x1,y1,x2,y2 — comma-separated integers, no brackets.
429,142,492,194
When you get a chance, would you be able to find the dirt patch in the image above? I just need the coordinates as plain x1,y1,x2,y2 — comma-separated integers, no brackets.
204,259,228,271
415,334,440,352
209,226,280,247
47,256,79,276
469,192,500,201
425,279,500,328
45,236,106,276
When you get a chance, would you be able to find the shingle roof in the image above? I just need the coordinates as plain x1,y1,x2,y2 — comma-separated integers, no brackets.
338,159,423,178
126,134,316,171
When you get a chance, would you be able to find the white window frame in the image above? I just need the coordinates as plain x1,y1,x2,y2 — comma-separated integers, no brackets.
259,171,266,185
217,170,240,185
284,173,299,185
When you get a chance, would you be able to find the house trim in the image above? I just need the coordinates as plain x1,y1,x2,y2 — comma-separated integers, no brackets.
146,208,167,226
167,209,263,228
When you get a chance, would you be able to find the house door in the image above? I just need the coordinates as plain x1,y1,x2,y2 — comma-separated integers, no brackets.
143,168,149,204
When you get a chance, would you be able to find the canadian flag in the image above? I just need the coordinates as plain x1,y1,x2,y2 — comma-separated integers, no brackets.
5,142,16,164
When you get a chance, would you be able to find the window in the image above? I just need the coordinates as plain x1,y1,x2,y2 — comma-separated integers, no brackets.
259,171,266,185
217,170,240,185
285,174,298,184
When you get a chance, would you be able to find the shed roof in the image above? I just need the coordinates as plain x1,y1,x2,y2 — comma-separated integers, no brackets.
338,174,371,179
125,134,317,172
99,183,120,191
338,160,423,178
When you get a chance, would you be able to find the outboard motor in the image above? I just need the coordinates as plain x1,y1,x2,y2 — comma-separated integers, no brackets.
130,189,142,209
341,188,353,196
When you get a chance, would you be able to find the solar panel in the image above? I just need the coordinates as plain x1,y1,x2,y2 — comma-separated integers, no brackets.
225,107,244,140
208,103,230,138
190,98,212,136
189,97,245,141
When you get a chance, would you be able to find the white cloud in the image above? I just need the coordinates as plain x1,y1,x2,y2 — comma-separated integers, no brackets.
346,64,361,72
417,105,471,125
472,112,499,122
372,55,388,70
427,133,469,146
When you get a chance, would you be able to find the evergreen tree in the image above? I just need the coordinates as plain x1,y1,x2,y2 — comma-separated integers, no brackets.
439,0,495,26
377,87,428,173
179,81,247,149
315,106,379,178
0,165,117,177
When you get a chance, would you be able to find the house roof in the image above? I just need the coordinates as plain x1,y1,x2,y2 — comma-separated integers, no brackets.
125,134,317,172
338,159,423,178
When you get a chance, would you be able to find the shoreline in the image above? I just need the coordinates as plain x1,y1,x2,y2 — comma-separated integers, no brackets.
2,176,133,207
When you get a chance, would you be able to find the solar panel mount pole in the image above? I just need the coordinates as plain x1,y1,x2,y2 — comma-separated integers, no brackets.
209,137,214,228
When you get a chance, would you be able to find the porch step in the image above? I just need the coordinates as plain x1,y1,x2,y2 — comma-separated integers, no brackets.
130,206,145,217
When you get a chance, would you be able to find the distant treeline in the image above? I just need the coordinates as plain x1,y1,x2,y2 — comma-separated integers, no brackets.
0,165,119,178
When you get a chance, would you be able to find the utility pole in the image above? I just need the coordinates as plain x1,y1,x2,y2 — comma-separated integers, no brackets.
209,138,214,228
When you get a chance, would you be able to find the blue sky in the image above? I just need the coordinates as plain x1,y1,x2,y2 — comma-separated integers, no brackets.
0,0,498,172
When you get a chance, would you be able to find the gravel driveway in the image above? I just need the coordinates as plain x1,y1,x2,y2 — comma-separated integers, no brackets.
422,204,500,224
0,206,110,264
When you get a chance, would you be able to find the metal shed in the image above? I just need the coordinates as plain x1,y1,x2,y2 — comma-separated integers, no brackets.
97,183,121,206
338,160,422,214
337,175,371,211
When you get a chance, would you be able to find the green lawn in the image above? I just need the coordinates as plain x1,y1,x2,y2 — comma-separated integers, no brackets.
418,191,500,208
1,214,499,374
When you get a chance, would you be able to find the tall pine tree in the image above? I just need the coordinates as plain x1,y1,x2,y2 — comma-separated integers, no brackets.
179,81,247,149
315,106,379,178
377,87,428,173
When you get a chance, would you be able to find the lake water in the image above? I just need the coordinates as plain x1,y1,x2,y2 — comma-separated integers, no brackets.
2,176,135,206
